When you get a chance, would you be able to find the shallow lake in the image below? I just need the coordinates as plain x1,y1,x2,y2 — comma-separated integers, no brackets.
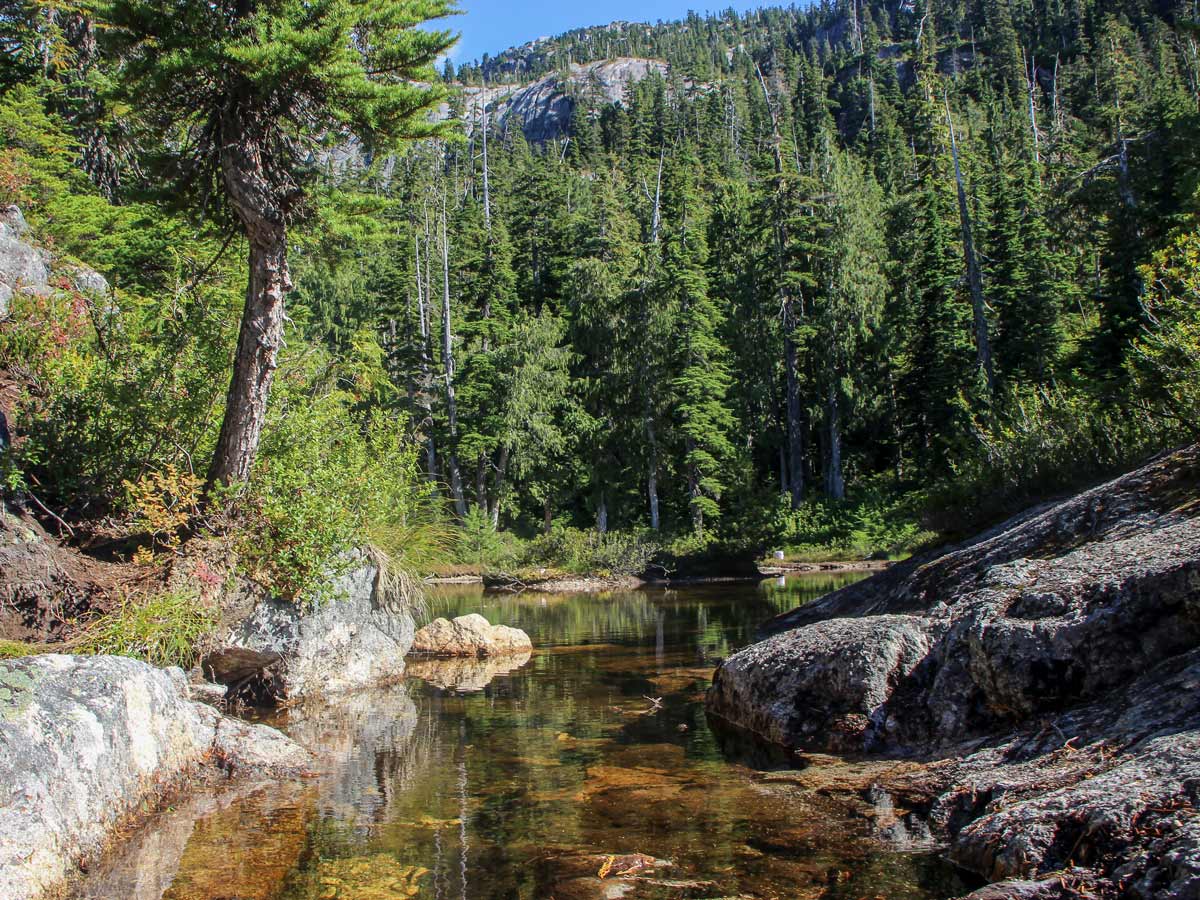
78,574,976,900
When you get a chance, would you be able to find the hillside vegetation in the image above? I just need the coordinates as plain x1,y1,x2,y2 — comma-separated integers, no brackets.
0,0,1198,619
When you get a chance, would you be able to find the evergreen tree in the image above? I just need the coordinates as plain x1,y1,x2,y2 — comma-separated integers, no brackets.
98,0,456,486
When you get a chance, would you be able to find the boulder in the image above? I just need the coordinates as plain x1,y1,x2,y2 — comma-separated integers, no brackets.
708,615,930,751
0,654,310,900
409,613,532,658
0,205,109,320
202,554,415,700
705,444,1200,898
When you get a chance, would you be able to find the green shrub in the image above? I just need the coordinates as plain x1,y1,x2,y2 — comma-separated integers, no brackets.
772,482,935,561
512,525,661,576
1130,230,1200,440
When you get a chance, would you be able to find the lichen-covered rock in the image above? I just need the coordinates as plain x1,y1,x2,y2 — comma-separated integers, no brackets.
708,615,929,750
709,445,1200,752
203,555,415,699
0,654,310,900
409,613,532,658
706,444,1200,898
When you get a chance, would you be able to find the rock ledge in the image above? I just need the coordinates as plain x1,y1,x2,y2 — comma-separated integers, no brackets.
0,654,311,900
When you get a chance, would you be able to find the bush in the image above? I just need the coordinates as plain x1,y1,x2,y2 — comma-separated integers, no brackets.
1130,230,1200,440
227,340,437,604
773,483,935,561
514,525,661,576
924,383,1169,534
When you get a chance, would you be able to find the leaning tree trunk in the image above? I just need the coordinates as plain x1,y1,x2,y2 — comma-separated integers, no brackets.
207,118,291,488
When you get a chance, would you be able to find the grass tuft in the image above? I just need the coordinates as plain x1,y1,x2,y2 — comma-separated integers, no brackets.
72,589,218,669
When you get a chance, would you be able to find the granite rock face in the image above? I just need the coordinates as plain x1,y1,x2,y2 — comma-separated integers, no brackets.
0,654,310,900
707,444,1200,898
203,555,416,699
0,205,109,320
409,613,533,658
0,204,49,317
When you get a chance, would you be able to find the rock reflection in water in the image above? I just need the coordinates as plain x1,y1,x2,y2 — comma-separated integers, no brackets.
75,575,978,900
405,650,532,693
77,780,317,900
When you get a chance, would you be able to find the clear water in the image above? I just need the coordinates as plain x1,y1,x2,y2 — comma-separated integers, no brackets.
78,575,975,900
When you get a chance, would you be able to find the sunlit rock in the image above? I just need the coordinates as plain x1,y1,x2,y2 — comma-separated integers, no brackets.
409,613,532,658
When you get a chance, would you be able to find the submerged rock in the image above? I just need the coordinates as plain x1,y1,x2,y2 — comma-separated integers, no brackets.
706,444,1200,898
409,613,532,658
203,554,415,700
0,654,310,900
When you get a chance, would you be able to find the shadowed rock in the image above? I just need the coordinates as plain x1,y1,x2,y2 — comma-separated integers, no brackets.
707,444,1200,898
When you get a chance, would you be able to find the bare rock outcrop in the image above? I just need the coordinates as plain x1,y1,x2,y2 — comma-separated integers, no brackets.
409,613,532,658
0,654,310,900
707,444,1200,898
201,553,415,700
0,205,109,320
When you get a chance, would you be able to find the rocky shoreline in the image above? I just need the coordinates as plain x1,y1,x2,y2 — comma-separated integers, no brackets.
707,443,1200,899
0,655,313,900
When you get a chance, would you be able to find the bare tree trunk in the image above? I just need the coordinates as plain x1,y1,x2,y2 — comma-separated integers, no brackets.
784,332,805,507
440,200,467,517
543,497,553,535
944,96,995,397
825,383,845,500
481,97,492,233
414,232,438,481
475,452,487,511
646,414,660,531
208,117,292,488
751,51,806,509
1025,50,1042,177
596,488,608,536
489,445,510,528
686,438,703,537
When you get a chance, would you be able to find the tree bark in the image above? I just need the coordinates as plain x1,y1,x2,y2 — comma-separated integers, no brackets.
414,232,438,481
686,437,703,537
785,330,805,508
596,488,608,536
489,445,510,528
645,413,660,531
207,112,292,489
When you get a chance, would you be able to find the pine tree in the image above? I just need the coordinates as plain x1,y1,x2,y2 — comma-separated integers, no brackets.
659,149,735,536
98,0,456,487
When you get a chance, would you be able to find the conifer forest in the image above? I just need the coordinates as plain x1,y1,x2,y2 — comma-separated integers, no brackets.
2,0,1199,581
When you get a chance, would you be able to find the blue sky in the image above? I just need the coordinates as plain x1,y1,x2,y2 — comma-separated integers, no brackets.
431,0,776,68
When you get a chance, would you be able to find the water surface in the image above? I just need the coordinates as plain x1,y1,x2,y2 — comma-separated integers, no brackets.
79,574,974,900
